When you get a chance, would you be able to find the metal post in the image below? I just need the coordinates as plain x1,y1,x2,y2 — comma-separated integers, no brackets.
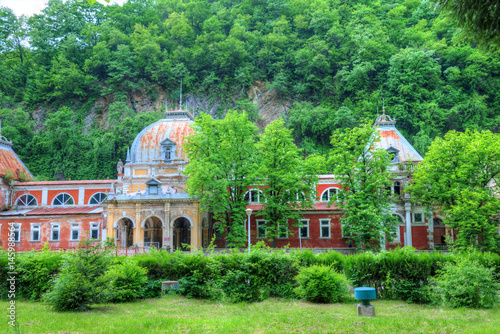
245,208,253,252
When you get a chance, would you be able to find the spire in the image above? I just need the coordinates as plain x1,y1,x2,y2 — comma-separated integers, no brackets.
179,78,183,110
126,147,131,163
382,98,386,120
374,100,396,126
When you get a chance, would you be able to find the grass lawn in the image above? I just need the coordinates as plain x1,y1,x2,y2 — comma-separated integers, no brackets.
1,296,499,334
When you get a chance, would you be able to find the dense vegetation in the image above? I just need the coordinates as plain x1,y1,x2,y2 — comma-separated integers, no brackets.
0,0,499,179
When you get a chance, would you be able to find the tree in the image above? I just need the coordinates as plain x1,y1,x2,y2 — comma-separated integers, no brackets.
430,0,500,49
328,122,397,251
255,119,323,247
408,130,500,252
184,111,258,248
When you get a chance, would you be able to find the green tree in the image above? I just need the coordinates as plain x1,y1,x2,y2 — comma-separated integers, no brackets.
184,111,258,248
328,122,397,251
256,119,323,247
408,130,500,251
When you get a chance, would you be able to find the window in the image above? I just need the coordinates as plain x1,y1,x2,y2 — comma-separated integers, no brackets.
299,220,309,238
341,223,352,238
245,190,264,203
90,222,99,239
413,213,424,224
277,223,288,238
321,188,340,202
31,224,40,241
51,224,60,241
394,181,401,195
150,185,158,194
89,192,107,205
12,224,20,242
389,215,403,242
320,219,331,238
70,223,80,241
52,193,75,206
434,218,443,226
165,149,171,161
257,220,266,238
213,223,222,239
16,194,37,207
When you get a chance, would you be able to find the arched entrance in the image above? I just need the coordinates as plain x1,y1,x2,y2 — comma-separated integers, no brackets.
116,218,134,248
173,217,191,251
144,216,163,248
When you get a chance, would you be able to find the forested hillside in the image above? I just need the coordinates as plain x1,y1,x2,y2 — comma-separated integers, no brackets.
0,0,499,180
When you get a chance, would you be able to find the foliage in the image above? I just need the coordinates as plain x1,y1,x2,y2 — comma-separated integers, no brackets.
431,251,500,309
328,122,397,250
255,119,323,246
408,130,500,252
294,265,349,303
103,258,148,303
43,243,112,311
184,111,258,247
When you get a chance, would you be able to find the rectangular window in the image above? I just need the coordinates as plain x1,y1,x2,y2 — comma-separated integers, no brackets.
90,223,99,239
390,226,401,243
299,220,309,238
413,213,423,224
277,223,288,239
12,224,20,242
31,224,40,241
320,219,331,238
70,223,80,241
51,224,60,241
257,220,266,239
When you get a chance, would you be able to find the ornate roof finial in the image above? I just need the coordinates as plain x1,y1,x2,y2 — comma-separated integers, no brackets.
382,98,386,120
126,147,131,163
179,78,183,110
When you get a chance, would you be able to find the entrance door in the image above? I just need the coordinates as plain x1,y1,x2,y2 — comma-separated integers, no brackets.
117,218,134,248
433,218,446,248
144,216,163,248
173,217,191,251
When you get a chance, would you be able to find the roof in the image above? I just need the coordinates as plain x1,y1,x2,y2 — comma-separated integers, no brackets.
16,180,117,186
0,206,103,216
373,112,423,162
0,135,32,179
130,111,194,164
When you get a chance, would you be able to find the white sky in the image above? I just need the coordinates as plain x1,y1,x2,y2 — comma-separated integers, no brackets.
0,0,126,17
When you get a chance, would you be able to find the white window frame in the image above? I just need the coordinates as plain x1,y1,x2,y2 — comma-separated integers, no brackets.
245,189,264,204
320,219,331,238
90,222,100,239
70,223,80,241
52,193,75,206
277,222,288,239
341,223,352,238
320,187,341,202
299,219,309,239
413,212,424,224
50,223,61,241
257,220,267,239
88,192,108,205
31,223,41,242
12,223,21,242
16,194,38,207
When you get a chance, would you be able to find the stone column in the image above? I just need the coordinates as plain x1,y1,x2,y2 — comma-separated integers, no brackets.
135,203,142,246
427,213,434,250
164,202,170,250
191,205,200,250
107,204,115,239
404,202,412,247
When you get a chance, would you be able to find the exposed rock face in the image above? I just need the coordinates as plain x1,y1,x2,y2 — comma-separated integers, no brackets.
247,81,292,130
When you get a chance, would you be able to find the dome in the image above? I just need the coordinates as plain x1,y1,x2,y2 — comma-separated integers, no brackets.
129,111,194,164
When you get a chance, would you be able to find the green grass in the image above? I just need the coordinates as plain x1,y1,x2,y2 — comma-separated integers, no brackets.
1,296,499,334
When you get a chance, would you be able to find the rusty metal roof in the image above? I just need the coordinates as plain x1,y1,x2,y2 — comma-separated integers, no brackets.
374,112,423,162
16,180,117,186
0,137,32,179
130,111,194,164
0,207,103,216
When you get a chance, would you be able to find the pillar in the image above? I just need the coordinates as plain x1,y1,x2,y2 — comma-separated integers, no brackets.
164,202,170,250
428,213,434,250
134,203,141,246
107,204,115,239
404,202,412,247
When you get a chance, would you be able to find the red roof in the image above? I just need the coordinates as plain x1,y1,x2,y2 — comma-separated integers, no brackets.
16,180,117,186
17,207,102,216
0,144,32,179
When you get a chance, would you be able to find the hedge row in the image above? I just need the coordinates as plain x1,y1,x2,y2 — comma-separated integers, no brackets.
1,247,499,304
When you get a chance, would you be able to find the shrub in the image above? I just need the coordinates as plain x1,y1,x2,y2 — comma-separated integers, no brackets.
219,269,269,303
294,265,349,303
431,255,500,309
179,270,222,300
103,259,148,303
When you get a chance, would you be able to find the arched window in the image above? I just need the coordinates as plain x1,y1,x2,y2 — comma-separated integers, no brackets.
52,193,75,206
394,181,401,195
434,218,443,226
16,194,37,207
245,189,264,203
321,187,340,202
89,192,108,205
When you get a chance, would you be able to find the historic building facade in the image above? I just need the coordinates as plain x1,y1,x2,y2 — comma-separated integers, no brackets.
0,109,445,252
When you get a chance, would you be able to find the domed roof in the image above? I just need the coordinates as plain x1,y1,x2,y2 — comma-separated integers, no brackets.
130,111,194,164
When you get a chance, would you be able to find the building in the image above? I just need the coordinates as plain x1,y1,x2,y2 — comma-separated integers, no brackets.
0,110,444,252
